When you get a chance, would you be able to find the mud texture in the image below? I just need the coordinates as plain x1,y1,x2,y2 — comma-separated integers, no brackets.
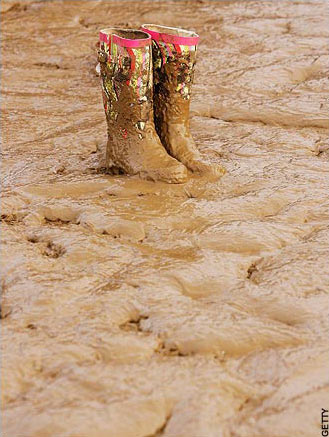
1,1,329,436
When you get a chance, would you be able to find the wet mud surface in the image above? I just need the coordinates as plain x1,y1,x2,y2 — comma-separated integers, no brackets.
1,1,329,436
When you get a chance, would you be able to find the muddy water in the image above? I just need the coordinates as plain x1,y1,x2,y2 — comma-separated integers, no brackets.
1,1,329,436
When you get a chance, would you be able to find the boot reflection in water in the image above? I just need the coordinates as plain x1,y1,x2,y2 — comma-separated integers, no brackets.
98,28,188,183
141,24,226,179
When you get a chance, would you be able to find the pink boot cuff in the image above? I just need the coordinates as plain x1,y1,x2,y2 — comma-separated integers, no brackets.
141,24,199,46
100,29,151,48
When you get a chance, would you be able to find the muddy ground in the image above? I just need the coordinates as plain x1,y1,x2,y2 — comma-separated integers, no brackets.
1,0,329,436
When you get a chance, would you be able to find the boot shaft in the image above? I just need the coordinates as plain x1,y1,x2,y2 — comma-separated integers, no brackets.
141,25,199,102
98,28,153,125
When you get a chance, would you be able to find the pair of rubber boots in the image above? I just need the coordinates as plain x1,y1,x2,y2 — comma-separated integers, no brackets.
98,24,225,183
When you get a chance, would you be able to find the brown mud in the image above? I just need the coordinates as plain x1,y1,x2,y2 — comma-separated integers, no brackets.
1,1,329,436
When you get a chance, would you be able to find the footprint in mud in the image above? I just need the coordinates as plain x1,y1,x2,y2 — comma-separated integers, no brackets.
26,235,66,259
162,384,259,437
78,211,145,242
0,299,12,320
225,290,313,327
233,351,329,437
136,292,309,358
3,395,171,437
161,318,308,357
22,202,146,243
1,195,28,224
162,253,253,299
94,332,160,364
194,221,314,254
32,204,81,224
244,243,329,297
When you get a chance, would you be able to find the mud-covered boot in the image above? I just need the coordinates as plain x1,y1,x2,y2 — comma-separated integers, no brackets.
98,28,187,183
141,24,225,178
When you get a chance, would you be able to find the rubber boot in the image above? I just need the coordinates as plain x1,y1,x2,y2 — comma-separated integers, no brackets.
98,28,187,183
141,24,225,178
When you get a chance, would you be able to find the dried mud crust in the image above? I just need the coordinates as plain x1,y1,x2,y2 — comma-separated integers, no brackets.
1,1,329,437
